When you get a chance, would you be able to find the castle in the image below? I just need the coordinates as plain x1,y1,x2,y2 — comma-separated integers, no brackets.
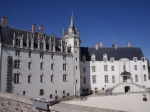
0,16,150,100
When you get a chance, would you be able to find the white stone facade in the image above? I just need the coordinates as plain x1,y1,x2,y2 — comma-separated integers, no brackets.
80,55,150,94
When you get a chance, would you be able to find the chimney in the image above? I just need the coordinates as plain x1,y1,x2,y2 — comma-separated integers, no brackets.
112,43,117,49
62,28,66,37
127,42,130,47
100,41,103,47
32,24,36,33
95,43,98,50
39,25,43,34
1,17,7,27
115,44,117,49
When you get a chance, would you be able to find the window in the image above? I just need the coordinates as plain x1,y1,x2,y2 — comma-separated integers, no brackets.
63,55,66,60
92,75,96,84
55,90,57,94
110,57,114,63
40,62,43,70
143,65,146,70
63,90,65,94
75,40,78,46
14,73,20,84
63,63,67,70
76,66,78,70
112,75,115,83
51,74,54,82
51,63,54,70
40,89,44,95
133,57,137,62
104,65,108,71
14,60,20,69
40,53,44,58
15,50,20,56
135,75,138,82
51,54,54,59
23,91,25,95
15,39,21,46
28,75,31,83
63,74,67,82
29,51,32,57
142,57,145,62
123,65,126,71
83,67,86,73
111,66,114,71
83,77,86,84
144,74,147,81
50,94,53,98
134,65,137,70
28,62,31,69
40,43,44,50
105,75,108,83
76,57,78,61
40,75,44,83
92,66,96,72
29,41,31,48
67,93,69,96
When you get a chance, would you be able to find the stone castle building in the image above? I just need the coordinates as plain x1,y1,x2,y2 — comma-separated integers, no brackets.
0,16,150,99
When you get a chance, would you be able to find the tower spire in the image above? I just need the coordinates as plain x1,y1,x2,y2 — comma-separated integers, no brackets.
70,12,74,27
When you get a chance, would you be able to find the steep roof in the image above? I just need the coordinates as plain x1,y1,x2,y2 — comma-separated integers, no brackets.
0,26,61,50
80,47,144,61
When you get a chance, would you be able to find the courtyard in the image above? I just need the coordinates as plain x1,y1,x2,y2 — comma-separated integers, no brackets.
64,93,150,112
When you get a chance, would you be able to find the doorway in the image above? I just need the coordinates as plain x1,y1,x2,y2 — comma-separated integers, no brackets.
125,86,130,93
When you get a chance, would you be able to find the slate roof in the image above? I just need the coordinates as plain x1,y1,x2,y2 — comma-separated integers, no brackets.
0,25,61,51
80,47,144,61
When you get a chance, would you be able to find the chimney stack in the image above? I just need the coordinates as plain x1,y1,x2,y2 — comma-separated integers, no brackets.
62,28,66,37
1,17,7,27
95,43,98,50
39,25,43,34
112,43,117,49
100,41,103,47
127,42,130,47
115,44,117,49
32,24,36,33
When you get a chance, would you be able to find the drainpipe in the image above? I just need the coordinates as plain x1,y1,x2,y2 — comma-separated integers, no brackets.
140,60,144,86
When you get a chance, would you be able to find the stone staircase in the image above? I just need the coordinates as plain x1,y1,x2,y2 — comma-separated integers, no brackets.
106,82,150,95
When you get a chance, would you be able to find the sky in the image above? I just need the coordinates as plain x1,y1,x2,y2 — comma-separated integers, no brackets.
0,0,150,60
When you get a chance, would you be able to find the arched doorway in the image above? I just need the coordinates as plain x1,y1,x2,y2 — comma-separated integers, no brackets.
125,86,130,93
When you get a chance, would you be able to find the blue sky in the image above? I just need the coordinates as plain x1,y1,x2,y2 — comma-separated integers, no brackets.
0,0,150,60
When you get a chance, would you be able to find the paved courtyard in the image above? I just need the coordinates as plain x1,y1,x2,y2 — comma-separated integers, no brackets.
64,93,150,112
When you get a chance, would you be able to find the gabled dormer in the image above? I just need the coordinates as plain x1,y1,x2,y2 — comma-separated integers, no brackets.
91,53,96,62
13,32,23,48
103,53,107,62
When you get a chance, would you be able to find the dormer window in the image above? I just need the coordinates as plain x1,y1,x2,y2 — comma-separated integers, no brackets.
110,57,114,63
15,50,20,56
133,57,137,62
82,55,86,63
142,57,145,62
103,53,107,62
40,43,44,50
91,53,96,62
15,39,21,46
